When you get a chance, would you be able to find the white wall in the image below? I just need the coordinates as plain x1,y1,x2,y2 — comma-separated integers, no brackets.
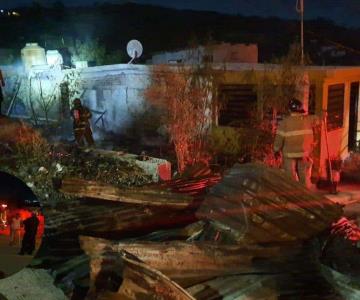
78,64,151,136
1,64,152,138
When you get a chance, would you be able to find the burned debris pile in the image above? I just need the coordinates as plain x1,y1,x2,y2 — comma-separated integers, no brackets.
1,147,155,207
115,251,196,300
0,124,346,300
54,149,153,188
40,162,344,299
319,217,360,299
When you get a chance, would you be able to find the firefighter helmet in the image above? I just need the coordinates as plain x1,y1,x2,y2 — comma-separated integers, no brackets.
73,98,82,107
289,98,305,113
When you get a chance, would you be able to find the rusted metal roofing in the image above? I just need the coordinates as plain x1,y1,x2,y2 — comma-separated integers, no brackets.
196,163,343,244
186,274,276,300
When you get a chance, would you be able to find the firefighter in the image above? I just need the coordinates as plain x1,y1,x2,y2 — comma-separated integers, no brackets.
71,98,95,147
0,69,5,115
0,205,7,230
274,98,320,189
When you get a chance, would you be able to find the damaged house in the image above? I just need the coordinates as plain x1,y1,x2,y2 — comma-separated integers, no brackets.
1,43,360,300
1,43,360,183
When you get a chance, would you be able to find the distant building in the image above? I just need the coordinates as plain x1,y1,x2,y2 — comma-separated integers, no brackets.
151,43,258,64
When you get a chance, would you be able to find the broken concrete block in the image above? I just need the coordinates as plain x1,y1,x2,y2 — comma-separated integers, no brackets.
0,268,67,300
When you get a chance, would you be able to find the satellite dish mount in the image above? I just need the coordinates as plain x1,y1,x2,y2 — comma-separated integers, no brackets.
127,40,143,64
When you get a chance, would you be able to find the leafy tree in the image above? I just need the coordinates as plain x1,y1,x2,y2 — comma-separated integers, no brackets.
145,62,222,173
250,42,312,166
31,75,58,126
256,42,311,129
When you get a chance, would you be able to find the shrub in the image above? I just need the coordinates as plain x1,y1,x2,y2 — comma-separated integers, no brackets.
0,119,50,163
208,124,281,168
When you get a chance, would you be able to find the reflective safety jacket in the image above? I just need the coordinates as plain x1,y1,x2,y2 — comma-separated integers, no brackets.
274,113,319,158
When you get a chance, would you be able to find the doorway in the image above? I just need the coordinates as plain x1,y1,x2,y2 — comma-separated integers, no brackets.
348,82,360,151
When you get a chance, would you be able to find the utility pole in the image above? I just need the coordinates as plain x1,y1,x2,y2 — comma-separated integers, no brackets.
295,0,308,114
300,0,304,65
296,0,305,65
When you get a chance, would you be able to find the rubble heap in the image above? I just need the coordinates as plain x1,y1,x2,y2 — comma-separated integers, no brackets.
58,163,343,299
0,119,347,299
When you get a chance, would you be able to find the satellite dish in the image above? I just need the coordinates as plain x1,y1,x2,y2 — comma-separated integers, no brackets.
127,40,143,64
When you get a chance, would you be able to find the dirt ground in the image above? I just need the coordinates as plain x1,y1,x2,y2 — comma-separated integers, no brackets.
0,230,42,278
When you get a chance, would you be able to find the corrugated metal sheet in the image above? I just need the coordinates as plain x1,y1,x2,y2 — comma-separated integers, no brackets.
187,274,276,300
196,163,343,244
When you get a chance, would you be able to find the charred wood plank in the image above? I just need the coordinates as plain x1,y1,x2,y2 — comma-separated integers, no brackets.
118,251,195,300
80,236,298,288
93,251,195,300
59,178,193,209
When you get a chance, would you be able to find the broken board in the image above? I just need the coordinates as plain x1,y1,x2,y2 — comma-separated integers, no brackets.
80,236,298,290
59,177,193,209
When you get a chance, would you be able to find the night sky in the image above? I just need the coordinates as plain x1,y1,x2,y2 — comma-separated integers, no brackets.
1,0,360,28
0,172,37,208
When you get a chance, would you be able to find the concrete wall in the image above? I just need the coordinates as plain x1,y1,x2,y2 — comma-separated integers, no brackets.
319,68,360,178
0,65,61,121
215,64,360,180
0,64,152,140
76,64,151,136
212,44,258,64
2,62,360,182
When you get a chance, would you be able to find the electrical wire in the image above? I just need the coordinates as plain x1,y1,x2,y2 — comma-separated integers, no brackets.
293,0,360,57
306,29,360,57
